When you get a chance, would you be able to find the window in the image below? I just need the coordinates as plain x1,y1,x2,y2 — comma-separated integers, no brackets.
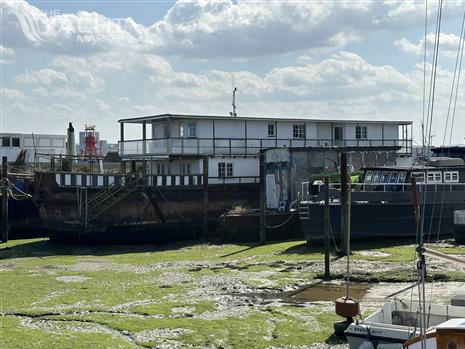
187,123,197,138
389,171,399,183
1,137,10,147
355,125,368,139
411,172,425,183
293,124,305,139
268,123,275,137
179,124,184,138
444,171,459,183
372,171,381,183
12,137,20,147
218,162,233,177
381,171,390,183
397,171,407,183
156,163,166,175
364,170,373,183
181,163,191,175
426,171,442,183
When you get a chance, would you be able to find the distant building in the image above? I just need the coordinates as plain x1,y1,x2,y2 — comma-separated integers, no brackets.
0,133,67,163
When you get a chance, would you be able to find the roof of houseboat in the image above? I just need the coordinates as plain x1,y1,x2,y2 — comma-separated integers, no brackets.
118,113,412,125
434,318,465,330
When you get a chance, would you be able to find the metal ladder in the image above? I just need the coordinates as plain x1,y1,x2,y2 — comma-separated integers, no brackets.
298,201,310,220
84,179,139,223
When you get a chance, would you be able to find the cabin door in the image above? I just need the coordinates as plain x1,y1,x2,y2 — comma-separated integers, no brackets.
437,332,465,349
333,126,343,146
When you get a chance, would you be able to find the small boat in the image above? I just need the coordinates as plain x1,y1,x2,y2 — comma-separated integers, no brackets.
403,318,465,349
345,299,465,349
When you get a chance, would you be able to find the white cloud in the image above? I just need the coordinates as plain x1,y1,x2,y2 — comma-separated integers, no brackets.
96,99,110,111
14,67,105,102
1,88,27,99
0,45,15,56
395,32,462,58
0,44,16,64
1,0,149,54
5,0,464,58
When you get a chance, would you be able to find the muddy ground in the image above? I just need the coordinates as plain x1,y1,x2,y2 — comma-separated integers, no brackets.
1,238,465,348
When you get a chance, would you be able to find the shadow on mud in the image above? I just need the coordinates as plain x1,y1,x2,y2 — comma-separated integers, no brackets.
279,237,418,256
0,238,207,260
0,236,424,261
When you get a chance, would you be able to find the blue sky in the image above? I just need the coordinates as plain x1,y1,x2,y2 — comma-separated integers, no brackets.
2,0,465,144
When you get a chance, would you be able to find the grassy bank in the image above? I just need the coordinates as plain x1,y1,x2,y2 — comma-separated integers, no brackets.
1,238,464,348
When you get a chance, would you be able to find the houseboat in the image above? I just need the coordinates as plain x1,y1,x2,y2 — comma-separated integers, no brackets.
299,157,465,243
18,114,413,244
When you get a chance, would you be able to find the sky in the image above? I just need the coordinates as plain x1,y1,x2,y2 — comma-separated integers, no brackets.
2,0,465,144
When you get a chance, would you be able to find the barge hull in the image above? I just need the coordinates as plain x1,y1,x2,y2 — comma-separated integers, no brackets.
302,202,462,243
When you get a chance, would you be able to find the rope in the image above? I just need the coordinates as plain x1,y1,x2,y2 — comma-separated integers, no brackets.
264,197,301,229
264,209,296,229
0,178,32,201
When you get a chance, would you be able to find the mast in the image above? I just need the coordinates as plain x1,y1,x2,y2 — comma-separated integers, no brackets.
231,87,237,117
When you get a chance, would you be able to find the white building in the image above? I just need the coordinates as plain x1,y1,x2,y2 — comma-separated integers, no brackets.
0,133,67,163
118,114,413,183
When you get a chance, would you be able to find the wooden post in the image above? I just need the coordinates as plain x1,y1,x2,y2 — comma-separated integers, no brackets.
2,157,9,243
340,152,348,256
411,176,420,245
324,176,330,279
259,151,266,244
202,155,209,240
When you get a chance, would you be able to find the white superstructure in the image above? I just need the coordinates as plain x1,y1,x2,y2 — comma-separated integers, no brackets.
118,114,413,184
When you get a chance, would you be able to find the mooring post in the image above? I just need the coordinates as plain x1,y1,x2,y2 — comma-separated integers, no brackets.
340,152,348,256
324,176,330,279
202,155,209,240
259,151,266,244
2,156,9,243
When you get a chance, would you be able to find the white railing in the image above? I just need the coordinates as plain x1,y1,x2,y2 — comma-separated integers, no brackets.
119,137,411,157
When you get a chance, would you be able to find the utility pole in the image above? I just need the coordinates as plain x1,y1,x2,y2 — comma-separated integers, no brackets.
202,155,209,240
259,151,266,244
324,176,331,279
2,156,9,243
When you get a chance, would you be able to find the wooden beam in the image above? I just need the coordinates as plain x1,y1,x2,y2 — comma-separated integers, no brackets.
1,156,9,243
259,151,266,244
203,155,209,240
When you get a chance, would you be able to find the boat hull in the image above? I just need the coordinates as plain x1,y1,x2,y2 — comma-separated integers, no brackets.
301,201,464,243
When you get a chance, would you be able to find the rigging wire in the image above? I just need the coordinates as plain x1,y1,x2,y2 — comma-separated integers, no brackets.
442,8,465,147
409,0,430,329
436,5,465,241
418,0,443,343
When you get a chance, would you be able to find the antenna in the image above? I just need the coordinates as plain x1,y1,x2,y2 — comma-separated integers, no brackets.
230,87,237,117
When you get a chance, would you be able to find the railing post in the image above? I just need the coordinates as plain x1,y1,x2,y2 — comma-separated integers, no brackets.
229,139,232,157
